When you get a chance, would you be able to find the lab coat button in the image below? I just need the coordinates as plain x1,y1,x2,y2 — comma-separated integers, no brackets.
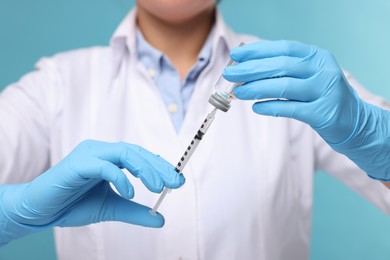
168,103,178,113
147,69,156,78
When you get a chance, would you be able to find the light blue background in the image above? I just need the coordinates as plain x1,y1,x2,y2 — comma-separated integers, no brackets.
1,0,390,259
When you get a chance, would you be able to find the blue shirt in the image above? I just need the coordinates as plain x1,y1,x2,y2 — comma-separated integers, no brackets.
136,28,214,132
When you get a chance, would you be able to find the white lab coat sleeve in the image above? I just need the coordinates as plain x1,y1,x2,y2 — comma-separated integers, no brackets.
0,58,62,184
314,72,390,215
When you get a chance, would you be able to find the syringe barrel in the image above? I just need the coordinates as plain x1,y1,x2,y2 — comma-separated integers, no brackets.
175,108,217,173
149,108,217,215
175,137,201,173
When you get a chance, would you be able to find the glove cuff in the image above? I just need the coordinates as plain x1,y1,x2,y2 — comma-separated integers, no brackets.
0,185,51,246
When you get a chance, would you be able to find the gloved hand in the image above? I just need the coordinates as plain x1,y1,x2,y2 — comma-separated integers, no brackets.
0,140,185,245
223,40,390,181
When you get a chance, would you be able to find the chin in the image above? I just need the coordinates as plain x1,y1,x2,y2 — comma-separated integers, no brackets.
137,0,215,23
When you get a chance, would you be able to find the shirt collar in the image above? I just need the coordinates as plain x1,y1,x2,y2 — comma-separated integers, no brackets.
135,28,163,75
109,7,237,59
135,24,215,81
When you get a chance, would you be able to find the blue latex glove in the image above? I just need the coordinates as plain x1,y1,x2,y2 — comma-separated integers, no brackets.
223,40,390,180
0,140,185,245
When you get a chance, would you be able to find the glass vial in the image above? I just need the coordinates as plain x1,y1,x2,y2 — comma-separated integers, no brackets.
208,42,244,112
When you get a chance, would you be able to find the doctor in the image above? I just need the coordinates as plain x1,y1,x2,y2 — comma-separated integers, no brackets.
1,0,390,260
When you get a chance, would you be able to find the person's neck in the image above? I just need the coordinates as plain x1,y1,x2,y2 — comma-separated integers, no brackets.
137,7,215,80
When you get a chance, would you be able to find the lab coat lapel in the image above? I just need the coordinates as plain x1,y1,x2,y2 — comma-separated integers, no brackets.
127,57,183,163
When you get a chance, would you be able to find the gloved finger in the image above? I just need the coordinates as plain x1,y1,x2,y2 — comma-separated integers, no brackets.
57,183,165,228
251,99,311,124
87,142,185,193
120,144,185,192
127,144,185,189
72,157,134,199
223,56,313,83
230,40,314,62
252,100,339,139
99,188,165,228
233,77,315,102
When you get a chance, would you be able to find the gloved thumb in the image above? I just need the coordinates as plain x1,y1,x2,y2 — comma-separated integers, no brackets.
57,182,165,228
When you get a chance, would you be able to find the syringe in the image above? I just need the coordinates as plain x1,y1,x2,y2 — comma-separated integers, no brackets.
149,107,218,215
149,43,244,215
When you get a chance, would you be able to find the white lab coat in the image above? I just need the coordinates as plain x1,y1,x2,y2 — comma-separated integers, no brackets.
1,9,390,260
